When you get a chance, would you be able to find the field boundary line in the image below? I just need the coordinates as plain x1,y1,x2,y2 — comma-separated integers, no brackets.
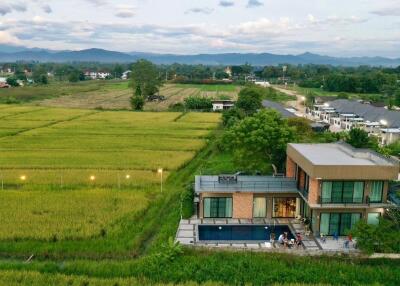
0,107,49,120
0,111,99,140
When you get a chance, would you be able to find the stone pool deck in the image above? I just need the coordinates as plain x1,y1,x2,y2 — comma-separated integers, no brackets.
176,217,359,254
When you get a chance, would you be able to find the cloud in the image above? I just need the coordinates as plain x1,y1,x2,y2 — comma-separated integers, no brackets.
0,2,27,16
247,0,263,8
307,14,368,26
84,0,108,6
371,6,400,16
219,1,234,7
0,31,21,45
185,7,214,14
42,4,52,14
115,5,135,18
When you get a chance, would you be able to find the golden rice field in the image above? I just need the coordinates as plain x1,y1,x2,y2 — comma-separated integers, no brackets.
0,105,220,240
0,189,149,240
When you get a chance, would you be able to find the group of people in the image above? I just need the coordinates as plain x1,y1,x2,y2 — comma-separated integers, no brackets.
275,232,302,248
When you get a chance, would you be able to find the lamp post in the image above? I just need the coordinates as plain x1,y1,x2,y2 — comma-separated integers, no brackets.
157,168,163,193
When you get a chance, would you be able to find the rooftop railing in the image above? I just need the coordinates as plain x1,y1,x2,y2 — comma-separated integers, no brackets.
199,178,297,192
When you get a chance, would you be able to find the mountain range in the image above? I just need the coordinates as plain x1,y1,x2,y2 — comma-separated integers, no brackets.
0,45,399,67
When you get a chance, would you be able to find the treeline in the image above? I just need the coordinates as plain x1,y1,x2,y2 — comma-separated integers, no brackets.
258,64,400,94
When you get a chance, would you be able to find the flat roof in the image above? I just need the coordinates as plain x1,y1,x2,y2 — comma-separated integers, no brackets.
288,143,395,166
195,175,298,194
287,142,399,180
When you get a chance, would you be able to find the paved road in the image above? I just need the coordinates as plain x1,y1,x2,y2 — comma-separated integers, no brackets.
272,85,306,115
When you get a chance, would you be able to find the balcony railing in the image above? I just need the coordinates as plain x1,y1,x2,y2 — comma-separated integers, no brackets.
199,179,297,192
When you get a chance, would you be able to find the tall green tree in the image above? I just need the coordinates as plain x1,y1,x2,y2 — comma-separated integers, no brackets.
222,110,297,173
130,59,162,97
346,128,378,149
32,66,49,85
236,87,264,114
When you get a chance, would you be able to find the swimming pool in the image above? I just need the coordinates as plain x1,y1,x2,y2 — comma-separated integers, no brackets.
198,225,294,241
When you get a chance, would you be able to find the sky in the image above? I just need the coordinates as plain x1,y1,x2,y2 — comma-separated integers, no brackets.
0,0,399,57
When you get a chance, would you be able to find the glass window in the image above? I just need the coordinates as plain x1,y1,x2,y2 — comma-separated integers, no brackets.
273,198,297,218
321,182,332,203
370,181,383,203
203,197,232,218
331,182,343,203
367,213,380,225
342,182,354,203
353,182,364,203
320,213,330,235
320,213,361,236
253,197,266,218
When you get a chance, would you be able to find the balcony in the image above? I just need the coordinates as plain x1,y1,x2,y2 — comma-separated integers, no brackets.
195,175,298,194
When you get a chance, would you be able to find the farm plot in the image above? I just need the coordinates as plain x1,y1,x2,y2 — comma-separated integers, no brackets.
0,105,220,241
0,189,149,240
35,83,240,111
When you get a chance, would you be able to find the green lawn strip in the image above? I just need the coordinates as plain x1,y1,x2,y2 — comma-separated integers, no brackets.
0,252,398,285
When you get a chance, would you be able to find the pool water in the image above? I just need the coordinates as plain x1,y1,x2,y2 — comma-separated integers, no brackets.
198,225,294,241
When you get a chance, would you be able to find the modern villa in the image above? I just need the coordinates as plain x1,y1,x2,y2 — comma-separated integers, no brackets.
194,142,399,237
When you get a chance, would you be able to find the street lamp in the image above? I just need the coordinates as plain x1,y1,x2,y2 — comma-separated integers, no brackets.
126,174,130,179
90,175,96,181
20,175,26,181
157,168,163,193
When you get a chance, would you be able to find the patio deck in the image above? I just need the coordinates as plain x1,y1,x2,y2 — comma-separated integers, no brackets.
176,217,359,254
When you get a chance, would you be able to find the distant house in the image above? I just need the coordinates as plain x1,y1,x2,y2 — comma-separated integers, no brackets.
306,99,400,145
255,81,271,88
0,82,10,88
121,70,131,80
0,77,7,83
224,67,232,78
84,71,111,80
212,100,235,111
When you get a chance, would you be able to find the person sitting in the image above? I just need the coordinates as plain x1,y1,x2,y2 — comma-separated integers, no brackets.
320,233,326,243
295,233,302,248
278,233,285,245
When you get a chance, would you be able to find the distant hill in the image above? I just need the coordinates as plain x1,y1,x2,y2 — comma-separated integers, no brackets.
0,45,399,66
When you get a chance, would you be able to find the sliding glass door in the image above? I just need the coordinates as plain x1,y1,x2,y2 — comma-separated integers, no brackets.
253,197,266,218
203,197,232,218
319,213,361,236
273,198,297,218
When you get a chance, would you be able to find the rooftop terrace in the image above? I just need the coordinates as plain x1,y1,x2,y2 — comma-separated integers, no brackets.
195,175,298,194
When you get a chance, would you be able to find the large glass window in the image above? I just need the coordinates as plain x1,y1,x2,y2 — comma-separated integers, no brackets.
203,197,232,218
321,181,364,204
319,213,361,236
370,181,383,203
273,198,297,218
367,213,380,225
253,197,266,218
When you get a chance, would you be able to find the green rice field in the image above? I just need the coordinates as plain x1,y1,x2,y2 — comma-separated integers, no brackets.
0,105,220,241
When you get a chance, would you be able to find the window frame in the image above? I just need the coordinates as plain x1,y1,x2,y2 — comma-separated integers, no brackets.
321,181,364,204
203,197,233,218
369,181,384,203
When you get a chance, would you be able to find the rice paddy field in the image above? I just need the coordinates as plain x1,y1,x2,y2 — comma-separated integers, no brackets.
36,82,240,111
0,104,220,242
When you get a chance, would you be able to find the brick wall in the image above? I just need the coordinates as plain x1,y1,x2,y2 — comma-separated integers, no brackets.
233,193,253,219
286,156,296,178
308,178,319,204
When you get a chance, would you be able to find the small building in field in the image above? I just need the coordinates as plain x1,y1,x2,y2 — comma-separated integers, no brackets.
122,70,131,80
212,100,235,111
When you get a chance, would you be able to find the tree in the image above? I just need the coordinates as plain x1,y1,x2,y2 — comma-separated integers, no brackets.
236,87,264,114
32,66,48,85
346,128,376,149
6,77,19,87
222,107,246,127
184,96,212,110
222,110,297,173
130,59,162,98
68,70,84,82
130,85,145,110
